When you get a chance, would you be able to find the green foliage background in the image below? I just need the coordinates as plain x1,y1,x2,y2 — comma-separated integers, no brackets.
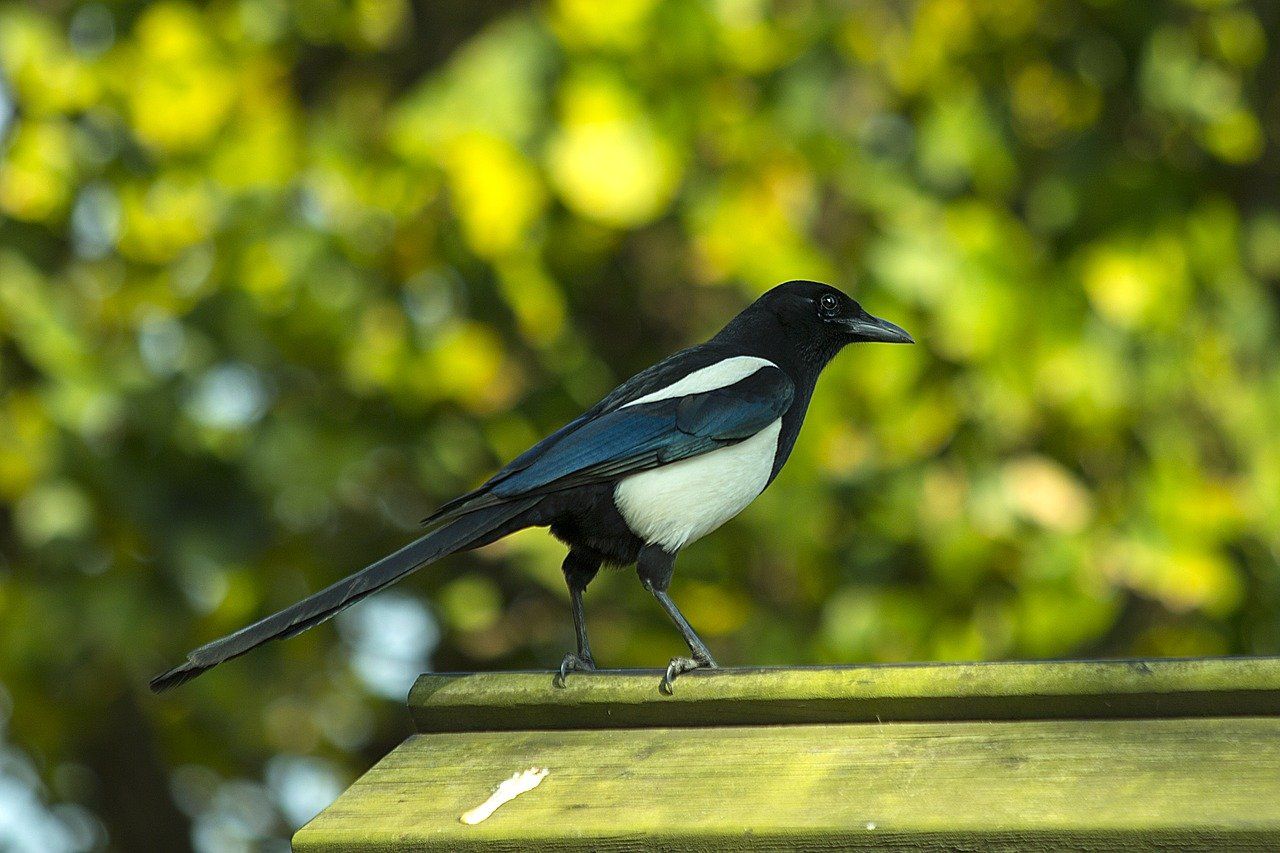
1,0,1278,848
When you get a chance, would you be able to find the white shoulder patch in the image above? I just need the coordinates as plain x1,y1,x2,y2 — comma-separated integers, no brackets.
621,356,776,409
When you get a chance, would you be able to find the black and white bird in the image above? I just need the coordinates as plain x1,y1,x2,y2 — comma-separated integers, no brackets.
151,280,912,693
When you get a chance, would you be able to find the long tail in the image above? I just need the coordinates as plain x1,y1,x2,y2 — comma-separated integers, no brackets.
150,496,542,692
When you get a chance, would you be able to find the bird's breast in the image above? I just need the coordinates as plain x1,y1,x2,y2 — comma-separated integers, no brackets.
612,419,782,551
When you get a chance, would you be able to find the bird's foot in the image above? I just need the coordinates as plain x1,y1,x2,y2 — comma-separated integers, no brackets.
660,653,718,695
553,652,597,688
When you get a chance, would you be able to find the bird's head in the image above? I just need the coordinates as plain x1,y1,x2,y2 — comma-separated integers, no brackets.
746,280,913,366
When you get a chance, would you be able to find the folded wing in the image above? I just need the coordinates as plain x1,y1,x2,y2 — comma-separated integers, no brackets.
424,365,794,524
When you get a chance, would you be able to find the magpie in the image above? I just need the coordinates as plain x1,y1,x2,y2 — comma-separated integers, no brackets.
150,280,912,694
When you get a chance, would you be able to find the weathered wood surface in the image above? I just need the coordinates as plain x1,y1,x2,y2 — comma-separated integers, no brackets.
295,717,1280,851
294,659,1280,851
410,658,1280,732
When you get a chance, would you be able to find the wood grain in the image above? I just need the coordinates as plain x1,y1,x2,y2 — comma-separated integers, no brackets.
294,716,1280,851
409,658,1280,732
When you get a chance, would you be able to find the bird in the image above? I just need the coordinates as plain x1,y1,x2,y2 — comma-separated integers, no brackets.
150,280,913,694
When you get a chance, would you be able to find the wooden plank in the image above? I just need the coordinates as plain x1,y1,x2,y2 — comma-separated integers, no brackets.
293,717,1280,851
409,658,1280,732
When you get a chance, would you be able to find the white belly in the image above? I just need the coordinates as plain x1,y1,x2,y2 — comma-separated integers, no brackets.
613,419,781,551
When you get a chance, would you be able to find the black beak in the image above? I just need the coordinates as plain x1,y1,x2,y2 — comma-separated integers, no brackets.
841,312,915,344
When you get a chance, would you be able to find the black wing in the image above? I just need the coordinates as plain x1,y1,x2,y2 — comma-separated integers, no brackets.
425,364,793,524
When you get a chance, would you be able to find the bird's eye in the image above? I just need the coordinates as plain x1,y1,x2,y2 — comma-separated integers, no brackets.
819,294,839,313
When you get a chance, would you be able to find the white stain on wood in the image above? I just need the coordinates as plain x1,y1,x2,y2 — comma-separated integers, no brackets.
459,767,549,825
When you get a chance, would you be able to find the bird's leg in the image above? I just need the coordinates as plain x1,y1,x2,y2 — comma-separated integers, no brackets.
649,586,720,692
637,545,719,694
556,585,594,683
554,549,602,687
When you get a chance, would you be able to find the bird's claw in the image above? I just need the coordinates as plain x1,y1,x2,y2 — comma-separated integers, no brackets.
553,652,596,688
660,654,717,695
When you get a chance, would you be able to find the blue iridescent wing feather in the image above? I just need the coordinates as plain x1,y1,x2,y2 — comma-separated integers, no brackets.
424,365,793,523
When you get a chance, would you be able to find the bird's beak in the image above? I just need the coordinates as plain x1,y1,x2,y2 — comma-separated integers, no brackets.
841,312,915,344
